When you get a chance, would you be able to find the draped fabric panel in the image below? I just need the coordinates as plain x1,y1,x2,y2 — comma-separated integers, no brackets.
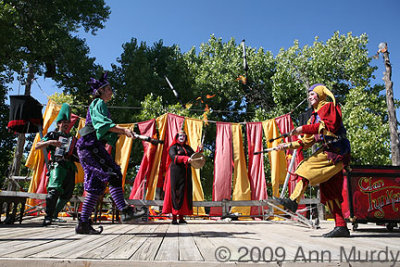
184,118,206,215
262,119,287,197
129,119,157,200
26,100,61,208
210,122,233,216
274,114,304,195
158,113,185,190
246,122,268,215
230,123,251,216
146,114,168,200
115,123,135,188
74,118,86,184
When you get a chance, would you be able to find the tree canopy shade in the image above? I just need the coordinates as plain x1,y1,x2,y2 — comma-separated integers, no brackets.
0,0,110,182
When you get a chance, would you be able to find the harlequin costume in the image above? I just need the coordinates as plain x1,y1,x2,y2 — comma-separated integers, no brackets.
277,84,351,237
41,103,77,226
162,132,195,224
75,73,145,234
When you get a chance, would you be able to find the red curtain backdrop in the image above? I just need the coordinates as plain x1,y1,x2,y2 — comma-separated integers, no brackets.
246,122,268,215
210,122,233,216
274,114,304,195
158,113,185,189
129,119,157,200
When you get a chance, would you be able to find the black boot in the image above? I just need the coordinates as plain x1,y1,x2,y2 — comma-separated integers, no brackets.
323,226,350,238
42,216,52,226
121,206,147,222
75,220,103,235
275,198,298,213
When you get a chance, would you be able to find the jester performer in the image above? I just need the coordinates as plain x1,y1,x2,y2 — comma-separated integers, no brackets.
35,103,78,226
276,84,351,238
75,72,145,234
162,130,198,224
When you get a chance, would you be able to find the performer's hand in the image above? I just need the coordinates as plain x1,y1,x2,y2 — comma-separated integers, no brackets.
276,143,288,151
49,140,61,147
124,128,134,138
289,126,302,136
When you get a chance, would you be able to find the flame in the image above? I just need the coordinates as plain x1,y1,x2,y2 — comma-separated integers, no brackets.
237,75,247,85
185,103,193,109
206,94,215,99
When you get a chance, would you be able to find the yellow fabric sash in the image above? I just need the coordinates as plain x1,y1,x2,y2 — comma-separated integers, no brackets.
231,123,251,216
262,119,287,197
184,118,205,215
115,123,135,188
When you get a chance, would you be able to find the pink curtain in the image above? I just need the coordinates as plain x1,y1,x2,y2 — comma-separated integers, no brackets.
246,122,268,215
129,119,157,200
210,122,233,216
158,113,185,189
274,114,304,194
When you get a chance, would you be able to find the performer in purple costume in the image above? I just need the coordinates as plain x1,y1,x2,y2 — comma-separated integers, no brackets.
75,72,145,234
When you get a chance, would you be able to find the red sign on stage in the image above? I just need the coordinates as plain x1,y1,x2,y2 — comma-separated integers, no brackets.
344,165,400,223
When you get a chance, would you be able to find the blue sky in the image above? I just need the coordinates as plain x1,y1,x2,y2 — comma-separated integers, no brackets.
8,0,400,112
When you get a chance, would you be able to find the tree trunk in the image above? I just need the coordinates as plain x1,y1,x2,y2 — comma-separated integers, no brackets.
7,66,34,190
382,51,400,166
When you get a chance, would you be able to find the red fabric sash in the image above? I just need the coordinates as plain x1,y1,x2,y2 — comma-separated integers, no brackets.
274,114,304,194
158,113,184,189
129,119,157,200
246,122,268,215
210,122,233,216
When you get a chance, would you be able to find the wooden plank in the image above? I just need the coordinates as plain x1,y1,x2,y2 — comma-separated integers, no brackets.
0,228,77,258
0,226,72,256
105,223,161,260
178,223,203,261
154,222,179,261
79,224,147,259
29,224,129,258
128,223,169,261
187,221,220,262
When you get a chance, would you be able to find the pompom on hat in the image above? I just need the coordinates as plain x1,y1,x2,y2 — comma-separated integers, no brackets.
308,83,336,106
88,72,110,95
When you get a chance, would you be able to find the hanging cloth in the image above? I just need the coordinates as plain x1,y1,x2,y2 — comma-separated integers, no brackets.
145,114,168,200
114,123,135,188
8,95,43,133
246,122,268,215
274,114,304,195
184,118,206,215
230,123,251,217
262,119,287,197
210,122,233,216
129,119,157,200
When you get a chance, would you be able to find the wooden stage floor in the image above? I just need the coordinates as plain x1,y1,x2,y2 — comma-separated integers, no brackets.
0,217,399,266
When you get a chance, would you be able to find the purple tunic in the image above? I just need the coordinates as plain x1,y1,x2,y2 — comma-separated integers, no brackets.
76,99,122,195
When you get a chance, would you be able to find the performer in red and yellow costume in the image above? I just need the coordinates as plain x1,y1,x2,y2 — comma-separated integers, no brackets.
276,84,351,238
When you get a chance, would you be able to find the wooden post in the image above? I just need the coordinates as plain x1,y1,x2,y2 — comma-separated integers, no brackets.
381,44,400,166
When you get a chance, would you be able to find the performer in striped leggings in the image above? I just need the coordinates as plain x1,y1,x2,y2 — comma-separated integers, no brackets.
75,72,145,234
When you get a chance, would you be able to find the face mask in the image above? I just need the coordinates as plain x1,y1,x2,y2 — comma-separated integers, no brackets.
178,134,186,143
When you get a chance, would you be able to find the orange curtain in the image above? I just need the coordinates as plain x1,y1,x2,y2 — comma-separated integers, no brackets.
184,118,205,215
262,119,287,197
231,123,251,217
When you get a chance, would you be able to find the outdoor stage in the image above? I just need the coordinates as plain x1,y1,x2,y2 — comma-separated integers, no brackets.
0,218,399,266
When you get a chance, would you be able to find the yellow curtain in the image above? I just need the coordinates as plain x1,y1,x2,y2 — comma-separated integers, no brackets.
231,123,251,216
26,100,61,206
146,114,167,200
115,123,135,188
262,119,287,197
184,118,205,215
74,118,86,184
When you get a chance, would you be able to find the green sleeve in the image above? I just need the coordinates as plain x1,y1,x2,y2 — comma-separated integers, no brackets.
89,99,118,146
